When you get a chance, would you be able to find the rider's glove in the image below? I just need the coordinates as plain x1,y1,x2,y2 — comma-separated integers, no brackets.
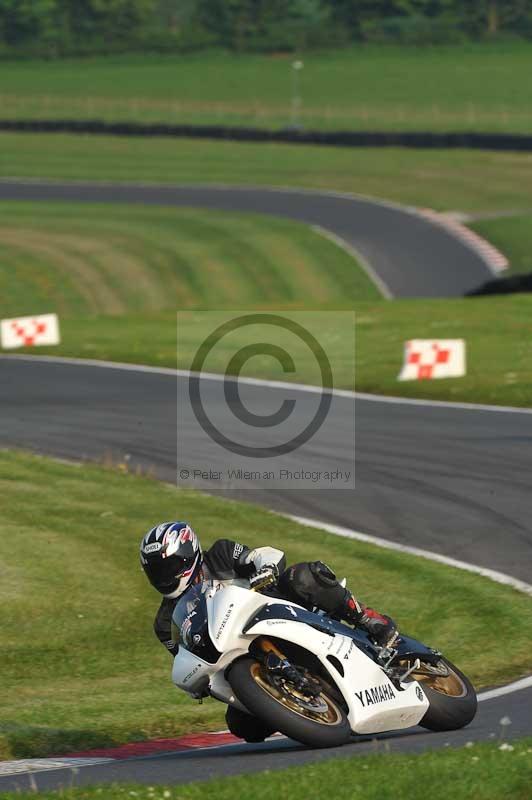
360,611,398,648
249,564,279,590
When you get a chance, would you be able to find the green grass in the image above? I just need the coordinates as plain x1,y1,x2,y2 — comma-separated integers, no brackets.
471,214,532,275
2,133,532,214
1,44,532,132
4,739,532,800
2,450,532,760
0,201,378,318
22,296,532,407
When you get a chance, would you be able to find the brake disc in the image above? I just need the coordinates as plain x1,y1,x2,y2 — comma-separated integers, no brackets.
279,681,329,714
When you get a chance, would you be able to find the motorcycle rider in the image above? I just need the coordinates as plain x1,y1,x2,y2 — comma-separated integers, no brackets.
140,520,397,742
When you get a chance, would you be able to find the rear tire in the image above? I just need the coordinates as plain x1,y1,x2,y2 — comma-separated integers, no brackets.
228,656,351,748
417,658,477,731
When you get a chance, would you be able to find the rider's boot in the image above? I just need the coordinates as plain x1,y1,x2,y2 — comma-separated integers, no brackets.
341,593,397,647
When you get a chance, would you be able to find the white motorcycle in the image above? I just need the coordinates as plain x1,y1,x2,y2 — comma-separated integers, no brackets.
171,573,477,748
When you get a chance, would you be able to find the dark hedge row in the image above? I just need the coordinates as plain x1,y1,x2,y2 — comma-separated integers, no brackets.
2,118,532,152
1,1,532,57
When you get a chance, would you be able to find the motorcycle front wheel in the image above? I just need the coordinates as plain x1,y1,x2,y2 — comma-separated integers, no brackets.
228,656,351,748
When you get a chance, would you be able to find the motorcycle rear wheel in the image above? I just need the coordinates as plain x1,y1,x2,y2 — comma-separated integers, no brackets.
406,657,477,731
228,656,351,748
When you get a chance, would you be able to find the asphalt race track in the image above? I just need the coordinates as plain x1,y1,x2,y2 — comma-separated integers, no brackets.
1,181,530,792
0,179,494,297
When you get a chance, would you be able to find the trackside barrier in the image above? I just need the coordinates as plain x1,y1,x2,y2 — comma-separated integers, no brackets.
1,119,532,151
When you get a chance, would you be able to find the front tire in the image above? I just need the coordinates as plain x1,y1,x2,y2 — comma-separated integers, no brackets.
225,704,276,743
414,657,477,731
228,657,351,748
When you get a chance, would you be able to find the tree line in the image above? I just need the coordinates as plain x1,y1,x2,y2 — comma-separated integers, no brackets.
1,0,532,57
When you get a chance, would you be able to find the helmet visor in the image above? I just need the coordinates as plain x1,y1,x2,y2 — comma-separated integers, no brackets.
144,553,193,594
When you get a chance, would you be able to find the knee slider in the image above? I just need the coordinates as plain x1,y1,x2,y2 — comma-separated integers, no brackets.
309,561,338,586
280,561,347,614
278,562,318,608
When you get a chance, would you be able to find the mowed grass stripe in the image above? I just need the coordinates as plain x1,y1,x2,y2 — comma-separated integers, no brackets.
2,451,532,759
0,201,379,319
232,217,361,304
156,212,297,304
187,212,355,304
1,228,127,313
0,241,88,317
64,231,170,312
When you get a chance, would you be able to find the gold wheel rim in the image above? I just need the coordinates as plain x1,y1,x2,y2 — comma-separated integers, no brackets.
250,662,343,726
404,660,467,698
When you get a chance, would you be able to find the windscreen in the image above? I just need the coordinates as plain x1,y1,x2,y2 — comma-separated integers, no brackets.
171,583,221,663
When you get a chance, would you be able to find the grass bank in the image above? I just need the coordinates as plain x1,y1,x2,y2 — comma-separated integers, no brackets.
2,134,532,214
2,451,532,759
5,739,532,799
0,201,377,318
20,295,532,407
1,44,532,133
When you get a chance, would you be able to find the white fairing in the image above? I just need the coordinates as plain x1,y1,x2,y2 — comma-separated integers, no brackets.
245,621,429,733
172,580,430,735
172,582,267,704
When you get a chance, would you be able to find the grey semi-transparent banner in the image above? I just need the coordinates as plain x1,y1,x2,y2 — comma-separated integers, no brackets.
177,310,355,491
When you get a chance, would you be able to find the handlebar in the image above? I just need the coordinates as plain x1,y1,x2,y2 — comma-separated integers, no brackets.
249,568,278,592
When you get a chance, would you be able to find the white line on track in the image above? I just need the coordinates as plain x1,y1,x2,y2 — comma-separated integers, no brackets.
3,354,532,702
310,224,393,299
477,675,532,703
3,353,532,415
286,514,532,597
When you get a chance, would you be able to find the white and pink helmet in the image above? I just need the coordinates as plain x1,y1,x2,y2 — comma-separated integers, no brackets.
140,522,202,599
